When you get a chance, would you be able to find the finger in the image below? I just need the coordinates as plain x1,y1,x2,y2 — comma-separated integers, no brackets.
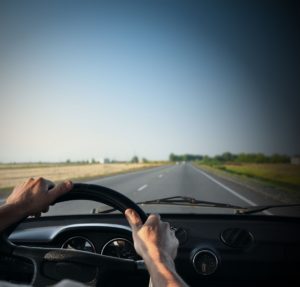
42,206,49,213
172,247,178,260
34,177,48,189
125,209,143,231
44,179,55,190
48,180,73,202
34,212,41,218
163,221,170,229
34,177,54,190
145,213,161,226
170,228,176,237
173,238,179,257
22,177,34,186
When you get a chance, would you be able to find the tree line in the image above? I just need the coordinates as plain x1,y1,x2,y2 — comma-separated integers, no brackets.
169,152,290,164
169,153,204,162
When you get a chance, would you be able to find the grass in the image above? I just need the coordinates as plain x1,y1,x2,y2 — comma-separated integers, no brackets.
195,162,300,203
220,163,300,189
0,162,166,197
198,162,300,191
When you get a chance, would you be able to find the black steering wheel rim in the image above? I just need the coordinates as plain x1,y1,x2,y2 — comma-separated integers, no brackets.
2,183,147,240
0,183,148,286
53,183,148,222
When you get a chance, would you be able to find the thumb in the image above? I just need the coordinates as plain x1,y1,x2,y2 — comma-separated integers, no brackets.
125,209,143,232
49,180,73,202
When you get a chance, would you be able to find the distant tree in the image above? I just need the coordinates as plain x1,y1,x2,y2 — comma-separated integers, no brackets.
254,153,268,163
169,153,176,162
202,155,211,162
270,154,290,163
214,154,224,162
169,153,203,162
66,159,71,164
91,158,97,164
235,153,250,162
142,158,149,163
131,156,139,163
221,152,236,162
104,158,110,164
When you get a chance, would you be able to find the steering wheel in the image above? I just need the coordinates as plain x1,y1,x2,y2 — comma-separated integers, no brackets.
0,183,148,286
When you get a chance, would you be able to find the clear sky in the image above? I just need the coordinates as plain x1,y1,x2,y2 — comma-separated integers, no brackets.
0,0,299,162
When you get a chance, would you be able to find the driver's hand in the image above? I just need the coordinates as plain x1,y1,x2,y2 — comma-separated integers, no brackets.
125,209,179,262
6,178,73,217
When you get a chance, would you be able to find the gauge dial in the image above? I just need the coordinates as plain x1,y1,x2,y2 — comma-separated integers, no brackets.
193,249,218,276
101,238,138,260
62,236,96,253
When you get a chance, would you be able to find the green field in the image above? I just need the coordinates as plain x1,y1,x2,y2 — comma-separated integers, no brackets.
209,163,300,190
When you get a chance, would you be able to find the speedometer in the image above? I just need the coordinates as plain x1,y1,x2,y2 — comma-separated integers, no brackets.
61,236,96,253
101,238,138,260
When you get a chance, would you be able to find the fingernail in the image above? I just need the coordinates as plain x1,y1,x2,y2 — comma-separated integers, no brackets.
125,209,133,217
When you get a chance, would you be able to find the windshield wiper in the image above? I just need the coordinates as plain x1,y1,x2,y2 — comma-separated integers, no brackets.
94,196,300,215
95,196,244,214
235,203,300,215
138,196,243,209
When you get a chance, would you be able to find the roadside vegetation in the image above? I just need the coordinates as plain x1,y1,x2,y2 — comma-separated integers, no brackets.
199,162,300,191
170,152,300,197
0,161,167,198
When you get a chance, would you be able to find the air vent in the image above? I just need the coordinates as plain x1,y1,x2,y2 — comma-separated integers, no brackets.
220,228,254,249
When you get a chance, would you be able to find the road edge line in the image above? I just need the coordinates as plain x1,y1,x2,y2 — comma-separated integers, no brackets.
192,165,256,206
192,165,272,215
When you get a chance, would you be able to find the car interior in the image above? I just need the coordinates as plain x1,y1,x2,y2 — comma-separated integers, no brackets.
0,184,299,286
1,1,299,286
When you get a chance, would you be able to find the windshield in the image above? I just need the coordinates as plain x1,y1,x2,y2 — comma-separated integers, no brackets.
0,0,299,217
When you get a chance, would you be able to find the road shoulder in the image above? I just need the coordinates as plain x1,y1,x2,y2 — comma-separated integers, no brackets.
193,164,299,204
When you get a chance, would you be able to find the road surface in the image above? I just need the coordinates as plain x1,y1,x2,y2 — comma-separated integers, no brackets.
48,163,300,217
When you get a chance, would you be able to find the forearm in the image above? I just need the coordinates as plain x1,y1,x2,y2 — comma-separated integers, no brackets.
143,252,188,287
0,203,26,233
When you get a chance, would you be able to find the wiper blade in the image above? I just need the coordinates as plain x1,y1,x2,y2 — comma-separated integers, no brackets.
138,196,243,209
94,198,300,215
235,203,300,215
95,196,244,214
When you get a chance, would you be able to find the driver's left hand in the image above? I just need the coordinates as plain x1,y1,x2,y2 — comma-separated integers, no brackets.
6,177,73,218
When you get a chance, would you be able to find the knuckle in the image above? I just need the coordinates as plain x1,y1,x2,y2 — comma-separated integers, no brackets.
149,214,160,222
142,224,154,234
26,178,34,183
164,222,170,229
36,177,44,183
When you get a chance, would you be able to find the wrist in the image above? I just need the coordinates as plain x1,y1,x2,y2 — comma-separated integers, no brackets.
143,252,183,287
5,201,28,219
143,248,175,270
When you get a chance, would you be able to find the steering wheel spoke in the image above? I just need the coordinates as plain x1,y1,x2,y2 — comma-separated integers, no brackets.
13,245,65,286
13,245,138,285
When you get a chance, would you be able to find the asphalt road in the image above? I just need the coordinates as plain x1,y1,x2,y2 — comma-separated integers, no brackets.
48,163,300,217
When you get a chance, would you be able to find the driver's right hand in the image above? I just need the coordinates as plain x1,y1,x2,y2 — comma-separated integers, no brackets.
125,209,179,262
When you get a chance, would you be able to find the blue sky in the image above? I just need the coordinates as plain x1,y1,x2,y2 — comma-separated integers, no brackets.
0,1,299,162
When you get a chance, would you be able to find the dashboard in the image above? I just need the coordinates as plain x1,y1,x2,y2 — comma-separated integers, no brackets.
10,223,139,260
2,214,300,286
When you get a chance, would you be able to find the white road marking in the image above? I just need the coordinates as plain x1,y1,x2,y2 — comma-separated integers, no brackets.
158,174,163,178
137,184,148,191
193,166,272,215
